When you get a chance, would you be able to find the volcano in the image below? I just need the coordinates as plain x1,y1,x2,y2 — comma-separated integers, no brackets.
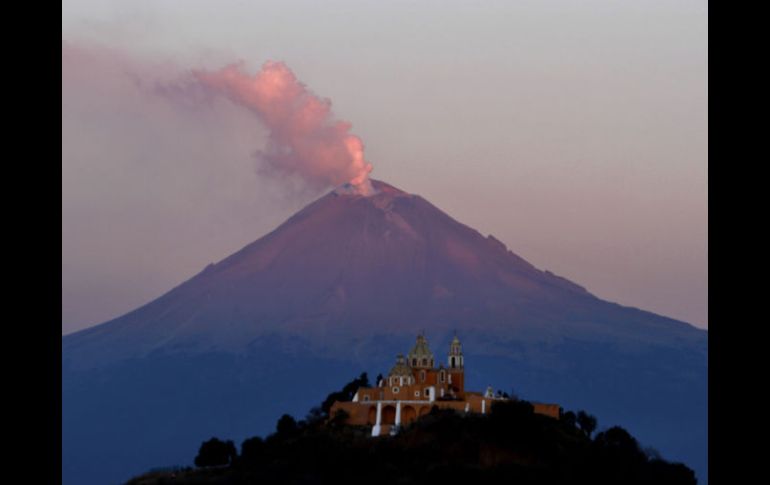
62,180,707,484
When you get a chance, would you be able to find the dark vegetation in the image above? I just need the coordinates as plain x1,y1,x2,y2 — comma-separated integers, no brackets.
193,438,237,468
126,374,696,485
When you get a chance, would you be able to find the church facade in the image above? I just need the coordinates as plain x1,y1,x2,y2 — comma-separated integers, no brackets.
330,333,560,436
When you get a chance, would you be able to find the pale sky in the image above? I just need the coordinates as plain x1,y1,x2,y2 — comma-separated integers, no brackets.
62,0,708,334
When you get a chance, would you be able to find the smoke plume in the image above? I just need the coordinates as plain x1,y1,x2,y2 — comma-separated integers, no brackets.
193,61,374,194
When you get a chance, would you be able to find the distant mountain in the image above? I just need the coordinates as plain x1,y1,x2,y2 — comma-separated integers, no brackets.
63,180,707,485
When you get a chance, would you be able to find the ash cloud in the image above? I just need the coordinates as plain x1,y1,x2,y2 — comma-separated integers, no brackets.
192,61,374,194
62,41,378,332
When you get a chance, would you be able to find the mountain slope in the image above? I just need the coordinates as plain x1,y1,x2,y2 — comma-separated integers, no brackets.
63,180,701,364
62,179,707,485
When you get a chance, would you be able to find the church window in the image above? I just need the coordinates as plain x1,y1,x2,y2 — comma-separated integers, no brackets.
424,388,430,397
422,358,427,366
392,387,399,394
363,395,370,402
420,370,426,382
412,358,417,366
415,391,420,397
451,357,456,367
440,371,445,383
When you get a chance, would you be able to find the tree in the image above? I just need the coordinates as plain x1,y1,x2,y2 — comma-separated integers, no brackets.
275,414,298,435
561,409,577,429
576,410,598,438
644,446,662,461
194,437,237,468
320,372,370,417
304,406,325,427
593,425,646,468
594,426,639,454
240,436,264,464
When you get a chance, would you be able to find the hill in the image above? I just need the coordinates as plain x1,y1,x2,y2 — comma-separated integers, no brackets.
126,387,697,485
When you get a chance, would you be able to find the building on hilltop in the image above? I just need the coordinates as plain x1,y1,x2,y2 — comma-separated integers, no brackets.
330,333,560,436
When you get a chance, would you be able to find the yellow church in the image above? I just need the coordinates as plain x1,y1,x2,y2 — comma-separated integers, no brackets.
330,333,560,436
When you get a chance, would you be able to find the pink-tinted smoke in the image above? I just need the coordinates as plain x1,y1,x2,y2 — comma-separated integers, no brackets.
194,61,374,194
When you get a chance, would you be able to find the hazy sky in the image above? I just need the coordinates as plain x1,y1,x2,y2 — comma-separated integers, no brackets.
62,0,708,334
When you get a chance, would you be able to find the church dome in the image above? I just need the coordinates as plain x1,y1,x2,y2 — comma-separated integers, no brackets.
407,334,435,368
388,354,412,377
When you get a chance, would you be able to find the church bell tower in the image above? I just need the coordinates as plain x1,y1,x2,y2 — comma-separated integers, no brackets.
448,334,464,370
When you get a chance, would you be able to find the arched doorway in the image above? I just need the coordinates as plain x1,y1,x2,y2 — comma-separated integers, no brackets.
367,406,377,425
382,405,396,425
402,405,417,424
418,406,431,417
